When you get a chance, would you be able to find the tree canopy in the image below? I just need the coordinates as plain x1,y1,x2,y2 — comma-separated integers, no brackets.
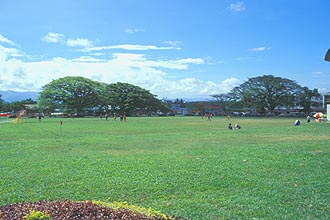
299,87,320,113
228,75,302,112
38,77,167,115
38,76,104,114
105,82,166,115
210,93,230,113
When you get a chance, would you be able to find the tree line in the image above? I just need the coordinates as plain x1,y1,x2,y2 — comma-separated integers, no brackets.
211,75,320,114
0,75,321,116
0,97,37,113
37,76,169,116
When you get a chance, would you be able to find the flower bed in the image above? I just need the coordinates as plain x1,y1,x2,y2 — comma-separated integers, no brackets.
0,200,181,220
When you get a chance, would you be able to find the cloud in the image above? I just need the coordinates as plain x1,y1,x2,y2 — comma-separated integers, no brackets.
148,77,240,99
318,88,330,94
312,71,329,78
228,1,245,12
219,78,240,92
174,58,204,65
234,56,252,61
249,46,271,52
66,38,94,48
0,36,239,99
84,44,181,52
41,32,64,43
0,34,14,45
0,42,238,98
71,56,104,63
0,44,22,58
109,53,202,70
125,28,145,34
163,40,182,47
40,34,181,52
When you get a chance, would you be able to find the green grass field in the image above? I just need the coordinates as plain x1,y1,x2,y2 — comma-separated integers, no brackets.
1,116,329,219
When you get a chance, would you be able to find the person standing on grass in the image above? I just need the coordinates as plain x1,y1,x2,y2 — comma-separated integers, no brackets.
208,113,212,121
306,115,311,123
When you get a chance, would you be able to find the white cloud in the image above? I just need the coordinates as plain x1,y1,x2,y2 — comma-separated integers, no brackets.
312,71,329,78
71,56,104,63
41,32,64,43
0,42,238,98
250,47,265,52
125,28,144,34
42,34,181,52
219,78,240,92
229,1,245,12
163,40,182,47
250,46,271,52
109,53,201,70
84,44,181,52
174,58,204,65
0,34,14,45
235,56,252,61
67,38,94,48
147,77,240,99
154,58,205,70
318,88,330,94
0,44,22,58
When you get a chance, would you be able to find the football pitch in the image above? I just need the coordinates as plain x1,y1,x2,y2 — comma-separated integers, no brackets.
0,116,329,219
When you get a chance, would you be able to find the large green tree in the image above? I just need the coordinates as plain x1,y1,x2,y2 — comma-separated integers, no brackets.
229,75,302,112
211,93,231,113
38,76,104,114
299,87,320,113
105,82,166,115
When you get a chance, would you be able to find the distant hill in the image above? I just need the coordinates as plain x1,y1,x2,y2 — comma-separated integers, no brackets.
0,90,39,102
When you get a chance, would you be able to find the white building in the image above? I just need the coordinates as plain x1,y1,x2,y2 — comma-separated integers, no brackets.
322,93,330,109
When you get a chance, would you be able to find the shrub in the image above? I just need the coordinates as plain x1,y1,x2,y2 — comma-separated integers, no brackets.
93,200,173,219
24,210,50,220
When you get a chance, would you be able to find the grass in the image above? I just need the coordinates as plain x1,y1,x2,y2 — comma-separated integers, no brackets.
0,116,329,219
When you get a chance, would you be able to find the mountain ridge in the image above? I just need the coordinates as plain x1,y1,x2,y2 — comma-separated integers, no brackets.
0,90,39,102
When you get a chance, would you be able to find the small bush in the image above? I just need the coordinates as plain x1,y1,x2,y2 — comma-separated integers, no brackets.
93,200,174,219
24,210,50,220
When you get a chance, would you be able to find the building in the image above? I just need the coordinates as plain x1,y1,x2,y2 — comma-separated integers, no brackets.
322,93,330,109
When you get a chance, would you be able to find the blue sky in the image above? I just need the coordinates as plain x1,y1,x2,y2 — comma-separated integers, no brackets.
0,0,329,100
